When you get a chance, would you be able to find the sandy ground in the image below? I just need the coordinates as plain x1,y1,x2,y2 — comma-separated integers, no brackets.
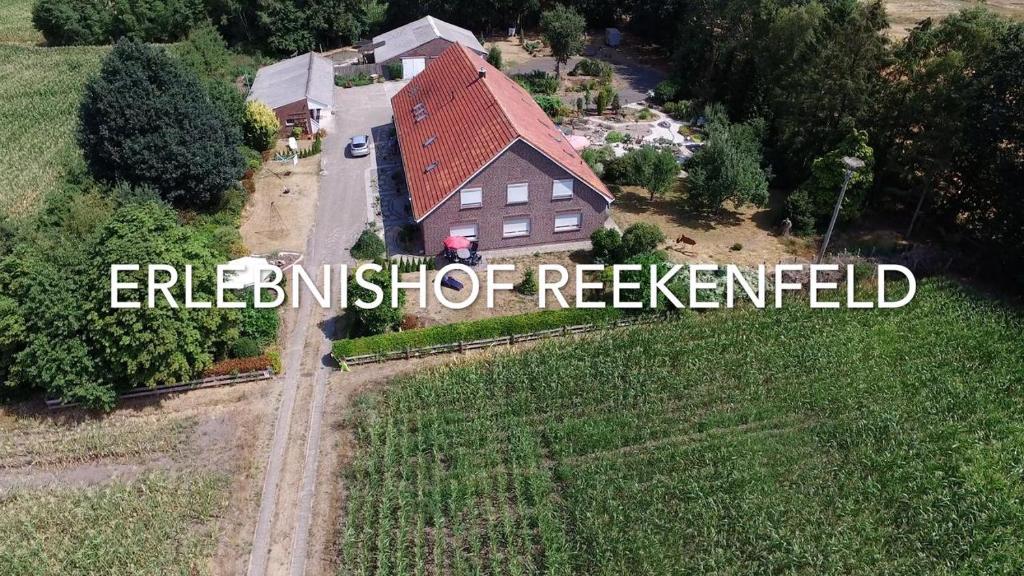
612,186,815,267
0,377,281,575
241,145,323,255
886,0,1023,37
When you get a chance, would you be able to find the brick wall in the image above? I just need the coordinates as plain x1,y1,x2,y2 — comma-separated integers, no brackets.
420,140,610,253
272,98,311,136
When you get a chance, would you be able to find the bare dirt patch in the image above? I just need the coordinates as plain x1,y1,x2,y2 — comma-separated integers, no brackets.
612,186,815,267
241,145,322,255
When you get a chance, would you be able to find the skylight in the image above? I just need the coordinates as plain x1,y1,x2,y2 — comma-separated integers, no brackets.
424,161,438,173
423,135,437,147
413,102,428,122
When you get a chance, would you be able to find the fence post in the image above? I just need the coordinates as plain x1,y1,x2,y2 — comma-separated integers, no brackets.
405,347,410,360
459,341,465,354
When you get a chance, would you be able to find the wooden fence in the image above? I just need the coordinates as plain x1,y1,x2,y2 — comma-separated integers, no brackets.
342,315,665,366
45,370,274,410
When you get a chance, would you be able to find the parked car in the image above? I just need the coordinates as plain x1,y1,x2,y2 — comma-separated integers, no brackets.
349,135,370,157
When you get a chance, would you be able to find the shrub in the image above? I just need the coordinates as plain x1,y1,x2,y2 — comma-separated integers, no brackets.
230,337,262,358
486,45,503,69
239,296,279,345
663,100,691,120
611,93,621,113
590,228,621,263
243,101,280,151
619,222,665,259
636,107,653,120
336,71,374,88
515,70,559,95
653,80,680,104
731,243,743,251
351,227,386,260
32,0,203,45
605,131,625,144
32,0,112,45
347,270,404,336
581,145,613,177
240,146,262,173
569,58,613,80
202,355,273,377
785,188,818,236
533,95,565,118
384,62,403,79
298,136,322,158
333,308,619,359
516,269,538,295
290,126,302,139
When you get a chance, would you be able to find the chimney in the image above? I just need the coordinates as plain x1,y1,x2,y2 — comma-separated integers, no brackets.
478,67,486,79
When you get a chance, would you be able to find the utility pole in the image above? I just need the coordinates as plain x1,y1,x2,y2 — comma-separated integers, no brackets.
816,156,865,265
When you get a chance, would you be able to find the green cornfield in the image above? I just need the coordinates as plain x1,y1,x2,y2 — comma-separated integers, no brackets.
0,0,42,45
0,44,107,216
339,279,1024,575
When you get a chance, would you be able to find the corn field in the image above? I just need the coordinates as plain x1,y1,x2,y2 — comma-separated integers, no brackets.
339,279,1024,575
0,45,107,216
0,0,41,45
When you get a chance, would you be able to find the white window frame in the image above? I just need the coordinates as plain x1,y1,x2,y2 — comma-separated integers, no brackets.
554,211,582,232
449,223,478,241
460,188,482,209
552,179,574,200
502,217,531,238
506,182,529,205
285,118,295,126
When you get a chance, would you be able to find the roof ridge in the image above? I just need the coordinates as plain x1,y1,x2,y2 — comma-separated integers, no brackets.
303,52,314,98
426,15,440,37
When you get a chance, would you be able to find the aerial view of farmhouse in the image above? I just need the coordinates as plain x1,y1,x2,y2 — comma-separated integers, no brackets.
0,0,1022,575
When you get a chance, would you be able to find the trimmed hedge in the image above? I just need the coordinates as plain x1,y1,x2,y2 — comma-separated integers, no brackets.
333,308,621,360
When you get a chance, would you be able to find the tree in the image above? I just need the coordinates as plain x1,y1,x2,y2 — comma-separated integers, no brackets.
619,222,666,257
788,127,875,232
174,22,246,133
610,146,680,200
78,39,244,208
487,45,503,69
347,270,404,336
32,0,204,45
595,88,609,115
590,228,621,263
1,194,239,408
611,92,621,114
540,4,585,77
685,109,770,212
244,101,281,151
32,0,112,45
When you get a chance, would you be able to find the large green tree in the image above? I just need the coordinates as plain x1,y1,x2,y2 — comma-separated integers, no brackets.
786,127,875,234
685,108,771,213
79,39,244,208
540,4,585,77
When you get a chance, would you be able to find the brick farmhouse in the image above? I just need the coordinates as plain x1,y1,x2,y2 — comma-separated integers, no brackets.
391,43,614,254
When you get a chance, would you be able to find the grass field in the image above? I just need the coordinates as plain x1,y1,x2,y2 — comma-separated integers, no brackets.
338,279,1024,575
886,0,1024,36
0,473,228,575
0,44,107,216
0,0,42,45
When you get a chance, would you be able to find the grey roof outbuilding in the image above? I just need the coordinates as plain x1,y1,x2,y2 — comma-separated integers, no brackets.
372,16,484,63
247,52,334,110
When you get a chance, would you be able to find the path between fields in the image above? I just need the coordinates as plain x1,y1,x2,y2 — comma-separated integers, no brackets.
246,81,404,576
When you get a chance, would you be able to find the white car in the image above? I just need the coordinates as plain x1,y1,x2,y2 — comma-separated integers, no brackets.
349,135,370,157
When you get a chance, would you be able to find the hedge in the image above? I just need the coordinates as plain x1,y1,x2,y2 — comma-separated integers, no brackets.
333,308,622,360
202,356,272,377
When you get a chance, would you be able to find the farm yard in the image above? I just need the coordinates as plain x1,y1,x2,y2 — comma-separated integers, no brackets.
336,279,1024,575
0,45,107,216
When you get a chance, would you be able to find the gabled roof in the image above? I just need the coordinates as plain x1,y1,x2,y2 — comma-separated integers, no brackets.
392,43,613,221
373,16,485,63
247,52,334,110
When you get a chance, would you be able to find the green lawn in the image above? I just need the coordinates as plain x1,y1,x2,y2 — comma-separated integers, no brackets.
0,473,228,575
0,0,42,45
0,44,107,216
339,280,1024,575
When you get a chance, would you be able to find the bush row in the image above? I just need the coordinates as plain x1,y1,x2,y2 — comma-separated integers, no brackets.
333,308,622,360
202,355,273,377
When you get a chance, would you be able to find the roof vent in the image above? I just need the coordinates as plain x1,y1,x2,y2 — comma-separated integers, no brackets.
423,135,437,147
478,67,486,79
424,161,438,173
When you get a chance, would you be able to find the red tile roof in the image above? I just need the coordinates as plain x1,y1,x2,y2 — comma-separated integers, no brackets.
391,43,613,221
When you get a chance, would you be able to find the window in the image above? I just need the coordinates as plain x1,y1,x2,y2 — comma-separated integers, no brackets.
552,179,574,200
449,223,478,240
285,118,295,126
460,188,482,208
503,217,531,238
506,183,529,204
554,211,582,232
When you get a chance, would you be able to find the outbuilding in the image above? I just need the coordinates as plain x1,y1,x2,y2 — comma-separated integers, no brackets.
247,52,334,136
366,16,486,79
